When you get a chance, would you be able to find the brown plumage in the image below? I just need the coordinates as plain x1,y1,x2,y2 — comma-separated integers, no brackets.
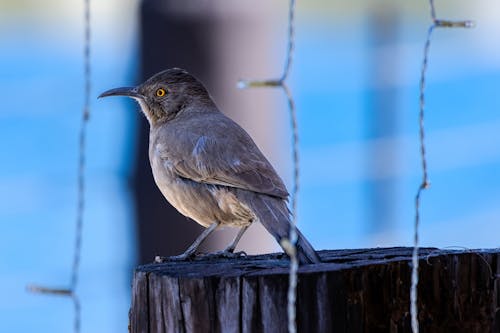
99,68,320,264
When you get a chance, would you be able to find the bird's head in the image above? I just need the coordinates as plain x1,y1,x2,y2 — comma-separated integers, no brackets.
99,68,212,124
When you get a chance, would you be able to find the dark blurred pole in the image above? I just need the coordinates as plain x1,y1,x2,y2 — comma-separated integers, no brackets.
365,8,399,233
133,0,215,263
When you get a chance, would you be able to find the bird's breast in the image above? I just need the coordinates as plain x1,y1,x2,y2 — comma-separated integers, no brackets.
148,147,254,228
149,148,204,222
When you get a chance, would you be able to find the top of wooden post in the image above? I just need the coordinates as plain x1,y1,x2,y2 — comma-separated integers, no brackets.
135,247,498,277
131,247,499,333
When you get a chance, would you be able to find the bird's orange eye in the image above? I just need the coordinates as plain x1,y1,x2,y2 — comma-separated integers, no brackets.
156,88,166,97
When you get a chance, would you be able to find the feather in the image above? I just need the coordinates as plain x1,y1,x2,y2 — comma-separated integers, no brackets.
153,108,289,199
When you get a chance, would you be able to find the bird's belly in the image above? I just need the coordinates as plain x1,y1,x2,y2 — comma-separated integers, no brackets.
151,168,212,227
150,160,254,228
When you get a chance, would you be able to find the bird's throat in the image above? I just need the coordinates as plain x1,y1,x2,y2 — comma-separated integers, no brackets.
135,98,161,125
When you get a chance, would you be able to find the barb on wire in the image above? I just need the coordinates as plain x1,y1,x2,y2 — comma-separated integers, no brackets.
411,1,474,333
238,1,298,332
28,1,91,333
27,285,73,296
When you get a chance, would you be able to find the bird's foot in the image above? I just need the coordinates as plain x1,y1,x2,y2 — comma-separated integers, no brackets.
199,250,247,259
154,252,195,263
154,250,247,263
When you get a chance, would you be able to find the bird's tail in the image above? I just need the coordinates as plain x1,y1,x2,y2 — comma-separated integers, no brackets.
247,193,321,264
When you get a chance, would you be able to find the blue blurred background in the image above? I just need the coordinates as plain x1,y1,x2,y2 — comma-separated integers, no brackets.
0,1,498,332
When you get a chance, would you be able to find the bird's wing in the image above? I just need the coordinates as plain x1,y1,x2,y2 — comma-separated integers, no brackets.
154,112,289,199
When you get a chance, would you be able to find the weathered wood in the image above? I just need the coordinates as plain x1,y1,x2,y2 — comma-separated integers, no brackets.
129,247,500,332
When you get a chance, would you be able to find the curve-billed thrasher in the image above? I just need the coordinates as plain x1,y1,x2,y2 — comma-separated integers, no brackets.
99,68,320,264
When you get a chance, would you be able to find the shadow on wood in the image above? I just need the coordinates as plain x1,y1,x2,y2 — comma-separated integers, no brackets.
129,247,499,333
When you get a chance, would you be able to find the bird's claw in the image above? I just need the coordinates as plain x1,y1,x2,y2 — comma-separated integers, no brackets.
154,253,195,263
154,250,247,263
200,250,247,259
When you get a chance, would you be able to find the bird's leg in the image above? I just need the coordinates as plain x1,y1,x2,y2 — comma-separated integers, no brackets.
224,225,249,253
156,222,219,262
202,225,249,259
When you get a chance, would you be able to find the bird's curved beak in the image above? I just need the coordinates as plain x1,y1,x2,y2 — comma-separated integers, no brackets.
98,86,144,99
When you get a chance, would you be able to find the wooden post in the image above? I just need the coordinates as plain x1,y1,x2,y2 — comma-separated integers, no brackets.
129,248,499,332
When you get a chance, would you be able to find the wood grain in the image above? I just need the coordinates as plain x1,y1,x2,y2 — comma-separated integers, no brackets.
129,248,500,333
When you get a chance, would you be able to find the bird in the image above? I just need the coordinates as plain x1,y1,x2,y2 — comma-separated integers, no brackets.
98,68,320,264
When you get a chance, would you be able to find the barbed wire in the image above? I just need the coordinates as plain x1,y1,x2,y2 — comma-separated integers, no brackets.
238,0,298,332
411,1,474,332
27,1,91,332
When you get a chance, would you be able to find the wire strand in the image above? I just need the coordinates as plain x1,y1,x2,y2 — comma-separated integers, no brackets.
281,0,295,83
28,2,90,333
411,2,474,332
72,0,91,292
411,23,434,333
284,82,299,333
70,1,91,331
237,1,299,332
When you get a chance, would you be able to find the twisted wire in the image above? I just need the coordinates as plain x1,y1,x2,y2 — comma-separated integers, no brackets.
238,1,299,331
411,2,473,332
27,1,91,332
